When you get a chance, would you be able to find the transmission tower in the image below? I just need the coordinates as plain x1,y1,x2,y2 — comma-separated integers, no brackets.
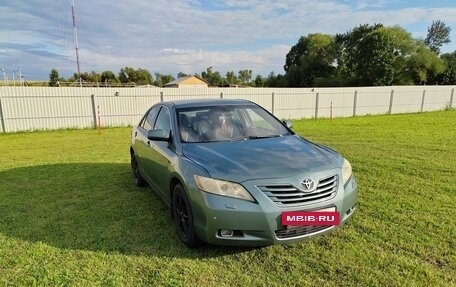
71,0,82,87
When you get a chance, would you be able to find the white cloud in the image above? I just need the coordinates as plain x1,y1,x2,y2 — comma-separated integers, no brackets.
1,0,456,80
157,45,291,75
163,48,198,54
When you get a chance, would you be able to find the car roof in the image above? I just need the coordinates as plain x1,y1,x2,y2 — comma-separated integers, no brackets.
161,98,255,109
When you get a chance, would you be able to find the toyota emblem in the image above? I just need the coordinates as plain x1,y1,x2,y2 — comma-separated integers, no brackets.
300,179,315,192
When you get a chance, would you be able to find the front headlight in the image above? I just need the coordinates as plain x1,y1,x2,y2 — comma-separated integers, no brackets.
193,175,255,202
342,158,353,185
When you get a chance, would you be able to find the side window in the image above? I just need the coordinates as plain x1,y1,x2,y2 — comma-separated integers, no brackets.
142,106,160,130
154,106,171,136
246,108,275,131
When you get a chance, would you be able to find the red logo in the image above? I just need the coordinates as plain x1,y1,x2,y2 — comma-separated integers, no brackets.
282,211,340,226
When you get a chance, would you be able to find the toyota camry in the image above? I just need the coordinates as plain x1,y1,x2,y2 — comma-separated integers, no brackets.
130,99,357,248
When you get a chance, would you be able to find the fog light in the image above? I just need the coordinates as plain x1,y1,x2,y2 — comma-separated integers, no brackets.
220,229,234,237
346,204,357,215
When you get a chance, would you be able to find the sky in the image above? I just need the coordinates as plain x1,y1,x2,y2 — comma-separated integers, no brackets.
1,0,456,81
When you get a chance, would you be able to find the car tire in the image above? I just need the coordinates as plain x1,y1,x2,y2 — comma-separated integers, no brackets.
172,184,200,248
131,153,147,187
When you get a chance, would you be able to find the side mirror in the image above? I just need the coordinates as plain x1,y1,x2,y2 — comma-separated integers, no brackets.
283,119,293,129
147,129,170,142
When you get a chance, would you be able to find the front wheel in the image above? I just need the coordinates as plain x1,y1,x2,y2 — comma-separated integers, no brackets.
131,152,147,187
172,184,200,248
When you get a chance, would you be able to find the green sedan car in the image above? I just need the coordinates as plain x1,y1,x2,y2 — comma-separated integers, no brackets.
130,99,357,248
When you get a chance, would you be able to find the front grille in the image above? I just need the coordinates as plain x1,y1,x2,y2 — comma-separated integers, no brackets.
275,225,332,239
257,175,338,206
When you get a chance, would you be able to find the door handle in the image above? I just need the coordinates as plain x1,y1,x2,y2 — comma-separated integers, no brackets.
147,141,150,146
134,131,137,137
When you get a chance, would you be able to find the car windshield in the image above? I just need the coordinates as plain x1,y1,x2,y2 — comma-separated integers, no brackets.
177,104,292,143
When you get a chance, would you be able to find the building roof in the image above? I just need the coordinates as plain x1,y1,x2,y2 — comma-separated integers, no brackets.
164,76,208,87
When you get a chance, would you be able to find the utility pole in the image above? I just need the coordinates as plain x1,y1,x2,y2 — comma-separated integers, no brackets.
1,67,8,85
71,0,82,87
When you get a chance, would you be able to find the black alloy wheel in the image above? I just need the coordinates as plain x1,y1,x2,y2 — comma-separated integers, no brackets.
172,184,200,248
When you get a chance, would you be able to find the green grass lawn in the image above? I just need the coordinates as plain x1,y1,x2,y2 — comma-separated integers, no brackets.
0,111,455,286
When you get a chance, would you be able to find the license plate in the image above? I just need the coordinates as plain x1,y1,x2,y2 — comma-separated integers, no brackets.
282,207,340,227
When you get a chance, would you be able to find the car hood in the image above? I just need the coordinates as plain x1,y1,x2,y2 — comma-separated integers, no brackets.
182,135,341,182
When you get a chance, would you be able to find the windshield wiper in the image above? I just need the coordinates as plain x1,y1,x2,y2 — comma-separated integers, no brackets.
245,135,281,140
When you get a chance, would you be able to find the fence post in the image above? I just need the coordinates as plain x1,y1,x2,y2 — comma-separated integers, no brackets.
353,90,358,117
450,88,454,109
160,91,164,102
388,89,394,114
0,96,5,133
220,92,223,99
90,94,97,129
421,90,426,112
315,92,319,119
271,92,275,115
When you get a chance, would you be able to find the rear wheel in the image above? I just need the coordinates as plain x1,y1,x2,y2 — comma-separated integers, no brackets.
131,152,147,187
172,184,200,248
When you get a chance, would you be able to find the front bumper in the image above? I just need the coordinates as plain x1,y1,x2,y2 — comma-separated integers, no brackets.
189,172,358,246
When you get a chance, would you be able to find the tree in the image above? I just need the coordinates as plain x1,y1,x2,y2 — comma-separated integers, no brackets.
48,69,60,87
66,73,78,84
135,68,153,85
225,71,238,86
336,24,395,86
380,26,444,84
81,72,91,82
337,24,444,86
429,51,456,84
440,52,456,84
398,41,445,84
65,71,101,86
201,67,224,86
254,75,265,87
238,69,252,85
88,71,100,83
119,67,153,85
154,73,175,87
284,33,338,87
425,20,451,54
100,71,118,85
118,67,131,83
177,72,188,78
264,71,287,87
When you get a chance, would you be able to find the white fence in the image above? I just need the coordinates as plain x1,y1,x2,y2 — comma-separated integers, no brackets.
0,86,454,133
